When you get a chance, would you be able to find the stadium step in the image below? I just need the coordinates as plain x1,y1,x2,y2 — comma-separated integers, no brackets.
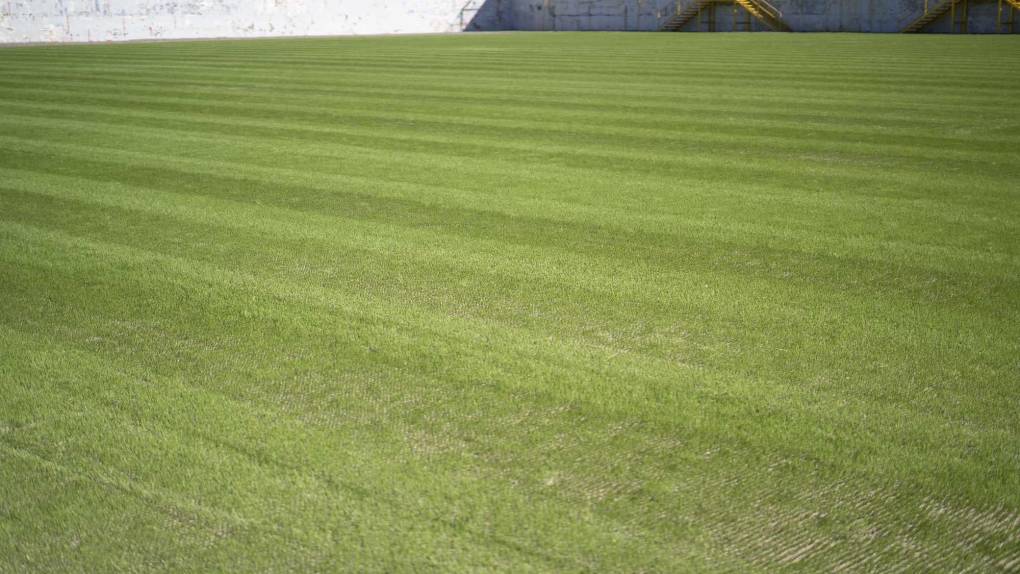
735,0,793,31
902,0,969,32
660,1,710,31
660,0,792,32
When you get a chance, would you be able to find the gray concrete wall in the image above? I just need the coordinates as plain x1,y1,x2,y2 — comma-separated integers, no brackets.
465,0,514,30
510,0,672,31
1,0,1015,42
508,0,1019,32
778,0,930,32
508,0,739,31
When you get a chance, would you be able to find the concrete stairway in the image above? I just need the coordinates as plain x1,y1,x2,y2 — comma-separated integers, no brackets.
661,0,711,30
903,0,1020,32
902,0,963,32
661,0,792,32
739,0,793,31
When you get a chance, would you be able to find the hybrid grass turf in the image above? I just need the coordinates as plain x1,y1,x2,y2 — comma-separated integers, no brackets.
0,32,1019,571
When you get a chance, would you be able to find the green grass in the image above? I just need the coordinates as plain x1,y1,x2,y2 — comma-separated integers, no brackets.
1,32,1018,571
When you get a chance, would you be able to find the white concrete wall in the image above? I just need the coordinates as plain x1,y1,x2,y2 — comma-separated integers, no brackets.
0,0,497,43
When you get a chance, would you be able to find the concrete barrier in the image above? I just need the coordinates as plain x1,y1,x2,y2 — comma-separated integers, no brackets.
0,0,1014,43
510,0,1017,32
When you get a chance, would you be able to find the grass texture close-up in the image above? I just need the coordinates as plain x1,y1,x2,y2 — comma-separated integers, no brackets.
1,33,1019,571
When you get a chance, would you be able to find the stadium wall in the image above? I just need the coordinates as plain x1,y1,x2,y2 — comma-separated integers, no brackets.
0,0,509,43
509,0,1017,33
1,0,1015,42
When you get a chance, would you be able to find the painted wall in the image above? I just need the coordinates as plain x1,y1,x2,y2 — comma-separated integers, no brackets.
0,0,507,43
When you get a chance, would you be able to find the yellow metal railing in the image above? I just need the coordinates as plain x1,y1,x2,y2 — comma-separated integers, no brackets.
998,0,1018,31
665,0,790,31
748,0,783,19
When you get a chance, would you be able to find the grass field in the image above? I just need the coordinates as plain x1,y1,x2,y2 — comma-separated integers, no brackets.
1,32,1019,571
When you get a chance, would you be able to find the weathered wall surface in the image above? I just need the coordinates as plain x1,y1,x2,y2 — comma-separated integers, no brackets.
1,0,1014,42
0,0,507,43
510,0,672,31
774,0,1007,32
764,0,920,32
509,0,1018,32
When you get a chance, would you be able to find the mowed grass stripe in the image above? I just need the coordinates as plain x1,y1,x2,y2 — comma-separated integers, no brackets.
3,169,1015,485
3,80,1018,155
3,74,1015,134
0,332,661,572
0,212,1011,520
0,104,1014,216
5,111,1015,240
2,54,1013,86
2,59,1016,104
2,134,1014,292
2,33,1019,571
1,119,1011,360
1,134,1011,399
1,214,1011,570
2,167,1014,431
2,101,1017,227
2,64,1016,119
3,103,1015,240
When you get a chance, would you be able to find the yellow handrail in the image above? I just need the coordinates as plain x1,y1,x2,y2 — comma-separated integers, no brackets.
748,0,783,19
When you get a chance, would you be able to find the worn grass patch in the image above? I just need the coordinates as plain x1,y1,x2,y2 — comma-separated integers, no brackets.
1,32,1019,571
